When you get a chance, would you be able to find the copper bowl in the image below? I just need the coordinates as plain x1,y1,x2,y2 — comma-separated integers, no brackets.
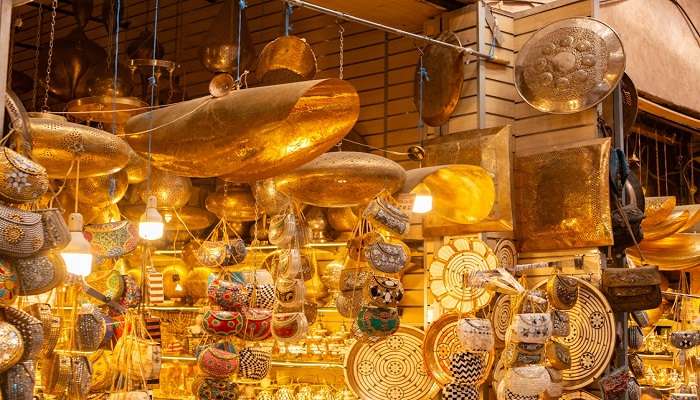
256,36,317,85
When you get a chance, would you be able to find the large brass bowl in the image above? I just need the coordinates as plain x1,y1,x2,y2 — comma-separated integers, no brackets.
29,113,130,178
65,169,129,208
135,168,192,209
125,79,360,180
274,152,406,208
65,96,147,124
256,36,317,85
205,186,258,221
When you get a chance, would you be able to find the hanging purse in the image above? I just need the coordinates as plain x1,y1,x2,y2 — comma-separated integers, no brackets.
75,304,107,352
550,310,570,337
457,317,495,352
24,303,60,357
41,353,71,395
4,307,43,362
113,335,161,381
0,205,43,258
197,346,239,379
36,208,70,251
442,383,479,400
222,239,247,266
336,292,364,318
340,267,372,293
196,241,227,267
240,308,272,341
364,236,410,274
237,347,271,381
357,306,400,337
202,310,245,337
13,252,65,295
0,260,17,306
546,274,579,310
67,355,90,400
601,266,662,312
119,274,141,309
545,368,563,399
450,351,488,385
208,279,248,311
272,312,309,342
511,313,553,343
545,341,571,370
275,277,305,306
670,331,700,350
628,326,644,350
0,147,48,203
599,367,630,400
83,220,138,258
268,214,299,247
368,275,404,307
244,282,276,310
503,342,544,367
504,365,551,396
628,353,644,378
363,196,409,235
276,249,303,279
0,360,35,400
194,377,240,400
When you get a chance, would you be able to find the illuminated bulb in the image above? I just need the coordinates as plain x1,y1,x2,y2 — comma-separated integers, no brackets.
61,213,93,277
139,195,164,240
175,282,184,292
412,184,433,214
163,211,173,223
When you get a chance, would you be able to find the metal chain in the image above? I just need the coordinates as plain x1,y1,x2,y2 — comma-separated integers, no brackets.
30,4,43,111
338,22,344,80
42,0,58,112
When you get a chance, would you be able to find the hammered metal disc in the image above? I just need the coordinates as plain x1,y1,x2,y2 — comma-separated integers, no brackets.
429,238,497,313
491,294,512,343
423,312,493,386
533,277,615,390
515,17,625,113
344,325,439,400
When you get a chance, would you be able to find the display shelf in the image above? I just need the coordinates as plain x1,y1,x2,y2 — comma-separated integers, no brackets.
638,354,673,361
155,241,348,255
162,354,344,369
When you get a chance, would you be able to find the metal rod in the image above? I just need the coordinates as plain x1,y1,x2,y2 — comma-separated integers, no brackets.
283,0,510,65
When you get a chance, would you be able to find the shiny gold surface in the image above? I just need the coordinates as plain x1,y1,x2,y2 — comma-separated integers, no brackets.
253,179,289,215
627,233,700,271
65,96,147,124
65,169,129,208
677,205,700,233
124,147,148,184
643,210,689,241
121,205,216,232
414,31,464,127
256,36,318,85
205,186,258,221
125,79,360,179
199,0,255,74
515,17,626,114
642,196,676,228
28,114,130,178
327,208,359,233
514,138,612,251
423,126,513,234
275,152,405,208
135,168,192,209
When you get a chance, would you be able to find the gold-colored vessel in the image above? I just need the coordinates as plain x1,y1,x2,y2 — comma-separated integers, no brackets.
134,168,192,209
125,79,360,180
274,151,406,208
121,205,216,232
65,169,129,208
66,96,147,125
199,0,255,74
205,185,258,221
256,36,317,85
124,147,148,184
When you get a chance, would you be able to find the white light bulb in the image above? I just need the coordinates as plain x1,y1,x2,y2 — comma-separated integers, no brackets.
412,193,433,213
139,195,164,240
61,213,93,277
175,282,183,292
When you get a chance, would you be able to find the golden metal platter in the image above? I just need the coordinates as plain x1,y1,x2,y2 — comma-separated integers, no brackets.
627,233,700,271
205,186,258,221
256,36,318,85
65,96,147,124
344,325,439,400
515,17,625,114
125,79,360,180
644,210,690,241
275,152,406,208
65,169,129,208
429,238,497,313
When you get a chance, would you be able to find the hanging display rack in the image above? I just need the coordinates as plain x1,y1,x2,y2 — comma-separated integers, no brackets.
281,0,510,65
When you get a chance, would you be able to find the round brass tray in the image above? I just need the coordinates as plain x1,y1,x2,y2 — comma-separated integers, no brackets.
422,312,494,386
344,325,439,400
66,96,148,124
490,294,512,343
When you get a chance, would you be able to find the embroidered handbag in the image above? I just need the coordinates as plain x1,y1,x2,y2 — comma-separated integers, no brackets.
545,341,571,370
113,335,161,380
347,232,380,262
24,303,60,357
196,241,227,267
0,360,35,400
450,351,488,385
119,274,141,308
13,252,65,295
240,308,272,341
364,236,410,274
208,279,248,311
545,368,563,399
442,383,479,400
244,283,276,310
629,353,644,378
272,312,309,342
670,331,700,350
237,347,271,381
84,220,138,258
202,310,245,337
67,355,90,400
0,260,17,306
197,346,239,378
339,267,371,293
0,205,43,258
0,147,48,203
602,266,662,312
599,367,630,400
222,239,247,266
457,317,495,352
4,307,43,362
546,274,579,310
368,275,404,307
268,214,299,247
511,313,552,344
75,304,106,352
275,277,305,306
194,377,240,400
363,196,409,235
36,208,70,251
41,353,71,395
336,292,364,318
550,310,570,337
503,342,544,367
357,306,400,337
628,326,644,350
504,365,551,396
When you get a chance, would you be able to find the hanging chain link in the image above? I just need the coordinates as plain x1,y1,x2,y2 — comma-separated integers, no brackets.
42,0,58,112
338,22,344,80
30,4,43,111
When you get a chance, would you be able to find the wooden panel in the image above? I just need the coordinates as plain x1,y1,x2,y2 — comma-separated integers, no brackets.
514,0,593,34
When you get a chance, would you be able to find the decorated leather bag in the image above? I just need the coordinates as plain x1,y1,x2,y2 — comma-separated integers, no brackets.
207,279,248,311
599,367,630,400
40,353,71,395
545,368,563,399
357,306,400,337
546,274,579,310
511,313,553,344
239,308,272,341
631,311,650,328
35,208,70,251
550,310,570,337
202,310,245,337
504,365,551,396
457,317,495,352
545,341,571,370
368,275,404,307
339,266,371,293
237,347,271,381
24,303,60,357
196,241,227,267
13,252,65,295
274,277,305,307
0,205,44,258
628,326,644,350
268,213,300,247
276,249,303,278
197,346,239,379
272,312,309,342
119,274,141,309
75,304,107,352
670,331,700,350
601,266,662,312
364,235,410,274
0,260,17,306
0,360,35,400
222,239,247,266
84,220,138,258
244,282,276,310
67,355,90,400
628,353,644,378
450,351,488,385
363,195,409,235
194,377,240,400
503,342,544,367
4,307,43,361
443,382,479,400
0,147,48,203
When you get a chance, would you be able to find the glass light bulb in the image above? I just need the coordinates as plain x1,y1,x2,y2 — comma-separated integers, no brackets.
61,213,93,277
175,282,184,292
412,194,433,213
139,195,164,240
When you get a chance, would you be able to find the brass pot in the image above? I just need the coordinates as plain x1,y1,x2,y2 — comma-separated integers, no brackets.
124,147,148,184
256,36,317,85
65,169,128,208
199,0,255,74
253,179,289,215
135,168,192,209
205,185,258,221
125,79,360,180
275,152,406,207
29,113,130,178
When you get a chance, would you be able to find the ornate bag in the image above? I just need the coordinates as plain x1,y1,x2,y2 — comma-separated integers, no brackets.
628,326,644,350
119,274,141,309
84,220,138,258
240,308,272,341
194,377,240,400
67,355,90,400
4,307,43,361
202,310,245,337
196,241,227,267
339,267,371,293
628,353,644,378
75,304,107,352
670,331,700,350
275,301,318,325
498,380,541,400
601,267,662,312
41,353,71,395
0,260,17,306
356,306,400,337
364,236,410,274
0,147,48,203
545,341,571,370
24,303,60,357
272,312,309,342
363,196,409,235
336,292,364,318
0,360,35,400
36,208,70,251
197,347,239,379
628,376,641,400
599,367,630,400
276,249,303,278
208,279,248,311
13,253,65,295
503,342,544,367
546,274,579,310
222,239,247,266
545,368,563,399
113,335,161,380
504,365,551,396
244,283,275,310
457,317,495,352
550,310,570,337
450,351,488,385
511,313,552,344
268,214,299,247
274,277,305,306
368,275,404,307
442,383,479,400
0,205,43,258
237,347,271,381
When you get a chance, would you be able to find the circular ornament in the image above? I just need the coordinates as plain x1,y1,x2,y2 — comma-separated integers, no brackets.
491,295,513,342
494,239,518,272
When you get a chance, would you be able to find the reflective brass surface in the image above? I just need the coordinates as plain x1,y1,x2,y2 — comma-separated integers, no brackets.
642,196,676,228
205,186,258,221
414,31,464,127
326,208,359,233
627,233,700,271
515,17,625,114
199,0,255,74
65,169,129,208
643,210,689,241
253,179,289,215
256,36,317,85
124,147,148,184
135,168,192,209
121,205,216,232
677,205,700,233
28,113,130,178
125,79,360,179
514,138,612,251
66,96,147,124
275,152,406,208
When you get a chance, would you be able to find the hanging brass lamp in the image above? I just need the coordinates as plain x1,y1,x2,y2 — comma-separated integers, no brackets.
65,169,129,208
135,168,192,210
199,0,255,75
205,184,258,221
256,36,317,85
123,146,149,184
